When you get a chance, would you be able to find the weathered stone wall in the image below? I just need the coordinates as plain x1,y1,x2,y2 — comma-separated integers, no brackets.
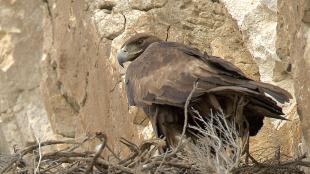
0,0,307,160
276,0,310,155
41,0,143,155
0,0,55,154
222,0,301,156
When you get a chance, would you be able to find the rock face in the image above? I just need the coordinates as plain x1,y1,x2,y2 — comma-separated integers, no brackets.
222,0,300,156
0,0,307,159
41,0,142,155
276,0,310,155
0,0,55,154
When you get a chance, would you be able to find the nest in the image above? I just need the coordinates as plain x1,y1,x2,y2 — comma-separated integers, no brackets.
0,132,309,174
0,132,195,174
234,147,310,174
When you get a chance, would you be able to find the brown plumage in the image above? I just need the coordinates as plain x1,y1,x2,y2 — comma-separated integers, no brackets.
117,33,292,147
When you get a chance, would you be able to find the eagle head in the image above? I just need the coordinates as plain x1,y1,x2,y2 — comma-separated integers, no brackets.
117,33,162,67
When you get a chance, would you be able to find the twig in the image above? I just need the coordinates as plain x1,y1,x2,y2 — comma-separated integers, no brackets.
97,158,135,173
142,161,191,171
85,132,107,174
40,151,92,160
154,150,168,174
106,144,121,161
2,128,309,174
34,137,42,174
39,162,63,173
173,81,198,154
21,140,78,156
0,140,78,173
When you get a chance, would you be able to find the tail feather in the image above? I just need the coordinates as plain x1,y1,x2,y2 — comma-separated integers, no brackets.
249,81,292,104
206,85,289,120
246,103,287,120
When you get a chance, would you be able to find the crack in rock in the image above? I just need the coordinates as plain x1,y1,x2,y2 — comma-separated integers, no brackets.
98,1,116,14
80,71,89,107
56,81,80,114
129,0,168,12
165,25,171,41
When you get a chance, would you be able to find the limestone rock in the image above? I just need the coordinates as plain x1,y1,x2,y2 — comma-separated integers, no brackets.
221,0,301,156
0,0,56,154
92,11,125,40
129,0,168,11
39,0,143,156
276,0,310,156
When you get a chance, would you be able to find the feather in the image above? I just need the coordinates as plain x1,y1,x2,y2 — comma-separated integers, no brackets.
121,34,292,147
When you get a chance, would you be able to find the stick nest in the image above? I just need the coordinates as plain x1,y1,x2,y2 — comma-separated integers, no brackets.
0,132,309,174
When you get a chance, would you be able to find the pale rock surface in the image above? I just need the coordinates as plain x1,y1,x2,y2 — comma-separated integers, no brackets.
222,0,300,155
276,0,310,157
40,0,143,156
0,0,56,154
222,0,279,82
129,0,168,11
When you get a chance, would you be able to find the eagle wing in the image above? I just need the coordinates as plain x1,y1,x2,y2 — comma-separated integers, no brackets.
125,42,291,111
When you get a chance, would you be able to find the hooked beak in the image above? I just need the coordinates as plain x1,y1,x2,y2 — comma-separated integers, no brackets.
117,46,143,68
117,47,127,68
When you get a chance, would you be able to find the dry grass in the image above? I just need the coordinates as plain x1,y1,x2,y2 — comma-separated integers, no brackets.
185,110,242,174
183,110,310,174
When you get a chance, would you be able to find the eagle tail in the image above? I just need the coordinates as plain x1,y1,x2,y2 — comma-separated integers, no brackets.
249,81,292,104
199,82,289,128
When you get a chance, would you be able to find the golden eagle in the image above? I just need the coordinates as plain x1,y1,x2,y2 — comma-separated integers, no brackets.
117,33,292,147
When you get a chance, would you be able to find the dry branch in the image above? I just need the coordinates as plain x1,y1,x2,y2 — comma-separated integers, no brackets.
1,131,310,174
